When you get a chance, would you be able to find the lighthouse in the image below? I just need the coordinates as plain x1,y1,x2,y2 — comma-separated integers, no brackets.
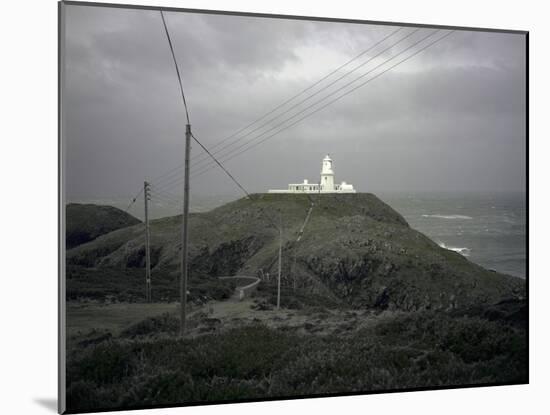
320,154,335,191
268,155,356,193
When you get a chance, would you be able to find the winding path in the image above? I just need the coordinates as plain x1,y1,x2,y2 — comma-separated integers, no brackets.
218,276,261,300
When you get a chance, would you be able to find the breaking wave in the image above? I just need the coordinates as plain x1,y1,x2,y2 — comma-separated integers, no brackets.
438,242,471,257
422,214,473,220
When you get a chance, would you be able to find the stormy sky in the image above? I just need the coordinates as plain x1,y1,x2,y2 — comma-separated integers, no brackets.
63,4,526,206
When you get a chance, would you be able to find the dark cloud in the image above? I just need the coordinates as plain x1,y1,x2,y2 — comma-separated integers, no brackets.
63,4,526,205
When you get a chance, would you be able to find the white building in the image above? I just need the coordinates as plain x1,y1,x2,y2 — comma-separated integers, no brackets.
268,155,356,194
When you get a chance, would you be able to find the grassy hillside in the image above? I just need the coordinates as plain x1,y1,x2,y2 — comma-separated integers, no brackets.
64,194,527,411
66,203,141,249
66,193,524,309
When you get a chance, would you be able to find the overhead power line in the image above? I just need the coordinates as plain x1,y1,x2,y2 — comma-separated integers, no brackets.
160,9,190,125
150,191,182,207
187,28,420,174
154,29,433,193
125,187,144,212
189,27,406,165
190,132,281,231
150,188,182,204
190,29,453,180
150,26,405,187
190,132,251,198
190,29,440,178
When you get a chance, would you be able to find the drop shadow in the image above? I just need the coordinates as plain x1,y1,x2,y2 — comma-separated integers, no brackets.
34,398,57,413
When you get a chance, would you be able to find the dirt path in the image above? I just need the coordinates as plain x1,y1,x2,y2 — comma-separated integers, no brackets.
218,276,261,300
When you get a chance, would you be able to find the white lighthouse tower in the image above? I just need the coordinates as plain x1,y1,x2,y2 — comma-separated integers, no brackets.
320,154,335,191
268,154,355,193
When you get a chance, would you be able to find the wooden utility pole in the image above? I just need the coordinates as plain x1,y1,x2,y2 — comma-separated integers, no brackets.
144,181,151,303
180,123,191,336
277,216,282,310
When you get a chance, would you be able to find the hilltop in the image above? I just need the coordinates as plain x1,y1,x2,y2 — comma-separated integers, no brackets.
66,203,141,249
66,193,524,309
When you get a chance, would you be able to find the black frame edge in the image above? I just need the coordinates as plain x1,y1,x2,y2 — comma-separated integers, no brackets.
58,1,67,413
60,0,528,35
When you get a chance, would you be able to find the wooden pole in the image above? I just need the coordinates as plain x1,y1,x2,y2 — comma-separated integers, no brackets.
180,123,191,336
277,218,282,310
144,181,151,303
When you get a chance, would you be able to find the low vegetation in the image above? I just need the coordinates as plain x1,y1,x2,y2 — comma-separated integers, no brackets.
66,300,527,412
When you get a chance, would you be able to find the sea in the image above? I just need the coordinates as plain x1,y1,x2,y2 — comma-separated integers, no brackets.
378,192,527,279
72,191,527,279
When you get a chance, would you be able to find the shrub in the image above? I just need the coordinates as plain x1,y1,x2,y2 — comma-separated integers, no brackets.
66,309,527,412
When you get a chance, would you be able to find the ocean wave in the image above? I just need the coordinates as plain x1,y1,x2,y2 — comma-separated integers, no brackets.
438,242,471,257
422,214,473,220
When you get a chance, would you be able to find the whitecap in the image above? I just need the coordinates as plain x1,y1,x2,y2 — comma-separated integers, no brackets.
438,242,471,257
422,214,473,220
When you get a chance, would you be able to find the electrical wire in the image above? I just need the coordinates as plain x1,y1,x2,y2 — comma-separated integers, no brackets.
160,9,190,125
154,29,439,191
191,30,453,179
190,132,280,230
188,28,420,173
149,26,405,186
191,132,251,198
124,187,144,212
